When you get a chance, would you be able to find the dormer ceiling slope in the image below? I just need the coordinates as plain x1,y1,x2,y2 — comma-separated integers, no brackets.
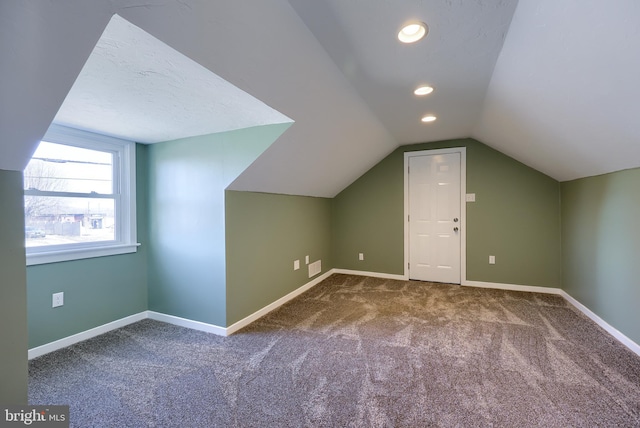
1,1,638,197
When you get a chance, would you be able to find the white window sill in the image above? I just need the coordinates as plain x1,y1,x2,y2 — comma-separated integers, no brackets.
26,243,141,266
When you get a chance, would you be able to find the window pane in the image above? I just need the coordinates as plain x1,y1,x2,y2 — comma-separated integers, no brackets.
25,196,115,247
24,141,113,194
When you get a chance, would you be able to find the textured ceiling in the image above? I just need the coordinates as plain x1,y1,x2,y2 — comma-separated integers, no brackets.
54,15,292,144
1,0,639,195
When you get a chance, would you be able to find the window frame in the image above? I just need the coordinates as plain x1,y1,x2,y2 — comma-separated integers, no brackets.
25,124,138,266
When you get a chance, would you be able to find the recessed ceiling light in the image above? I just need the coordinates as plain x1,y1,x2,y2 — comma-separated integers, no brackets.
421,115,437,123
414,85,434,96
398,22,428,43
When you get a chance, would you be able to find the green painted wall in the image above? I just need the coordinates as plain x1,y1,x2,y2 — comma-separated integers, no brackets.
561,168,640,344
147,124,290,327
26,144,149,348
0,169,28,404
225,191,332,325
332,138,562,288
15,128,640,356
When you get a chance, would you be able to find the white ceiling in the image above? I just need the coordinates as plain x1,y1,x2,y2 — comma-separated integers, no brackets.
473,0,640,182
54,15,292,143
288,0,518,144
1,0,639,196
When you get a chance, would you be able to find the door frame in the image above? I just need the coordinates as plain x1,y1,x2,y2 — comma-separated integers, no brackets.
404,147,467,283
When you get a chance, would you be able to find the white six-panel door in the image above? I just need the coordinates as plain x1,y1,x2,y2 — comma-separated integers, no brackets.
408,152,461,284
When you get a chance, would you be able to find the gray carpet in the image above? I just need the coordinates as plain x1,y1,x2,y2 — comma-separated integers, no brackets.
29,274,640,427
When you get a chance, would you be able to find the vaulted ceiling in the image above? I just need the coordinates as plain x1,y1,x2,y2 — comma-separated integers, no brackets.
1,1,638,197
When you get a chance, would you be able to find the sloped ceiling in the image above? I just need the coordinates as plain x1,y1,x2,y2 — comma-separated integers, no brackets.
1,0,638,197
0,1,397,197
54,15,293,144
473,0,640,182
287,0,518,144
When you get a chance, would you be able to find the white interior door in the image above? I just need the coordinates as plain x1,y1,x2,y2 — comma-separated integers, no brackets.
408,153,461,283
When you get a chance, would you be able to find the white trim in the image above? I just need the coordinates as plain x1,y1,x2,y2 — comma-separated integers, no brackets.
28,271,640,360
151,270,335,337
120,140,137,246
332,268,407,281
44,123,134,150
28,311,226,360
147,311,227,336
25,124,137,266
343,274,640,356
462,279,563,295
28,312,147,359
462,279,640,356
404,147,467,284
559,290,640,357
226,269,334,334
26,243,140,266
28,272,334,357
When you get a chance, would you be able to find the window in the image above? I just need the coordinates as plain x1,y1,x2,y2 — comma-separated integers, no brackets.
24,124,137,265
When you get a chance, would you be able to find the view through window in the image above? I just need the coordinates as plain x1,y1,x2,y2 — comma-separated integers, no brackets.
24,141,116,247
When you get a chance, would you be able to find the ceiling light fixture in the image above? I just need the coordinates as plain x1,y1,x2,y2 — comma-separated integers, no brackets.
421,114,437,123
398,21,428,43
414,85,434,96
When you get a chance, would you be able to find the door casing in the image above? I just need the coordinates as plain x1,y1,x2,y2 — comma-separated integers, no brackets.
404,147,467,283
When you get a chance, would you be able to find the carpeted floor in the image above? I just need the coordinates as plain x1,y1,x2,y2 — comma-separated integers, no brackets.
29,274,640,427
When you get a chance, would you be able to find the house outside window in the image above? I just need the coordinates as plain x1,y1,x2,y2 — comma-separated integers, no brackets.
24,124,138,265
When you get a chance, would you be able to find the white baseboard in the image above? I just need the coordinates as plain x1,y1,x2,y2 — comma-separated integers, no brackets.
152,270,335,337
28,312,147,360
146,311,227,336
226,269,334,334
463,279,564,295
559,290,640,357
28,272,640,360
332,268,407,281
28,271,334,356
461,279,640,357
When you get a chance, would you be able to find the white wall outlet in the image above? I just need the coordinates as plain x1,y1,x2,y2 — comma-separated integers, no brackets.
305,255,309,265
52,292,64,308
489,255,496,265
359,253,364,261
466,193,476,202
294,259,300,270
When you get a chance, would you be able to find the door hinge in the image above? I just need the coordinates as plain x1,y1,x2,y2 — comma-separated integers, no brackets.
408,214,410,222
408,262,410,270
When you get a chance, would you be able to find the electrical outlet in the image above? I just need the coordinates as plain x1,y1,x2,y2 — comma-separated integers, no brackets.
359,253,364,261
489,255,496,265
294,259,300,270
52,292,64,308
305,255,309,264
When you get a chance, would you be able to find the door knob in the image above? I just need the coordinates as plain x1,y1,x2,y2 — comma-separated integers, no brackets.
453,218,459,222
453,227,459,232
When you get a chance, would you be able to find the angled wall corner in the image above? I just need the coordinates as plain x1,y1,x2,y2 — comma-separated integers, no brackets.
147,124,291,327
